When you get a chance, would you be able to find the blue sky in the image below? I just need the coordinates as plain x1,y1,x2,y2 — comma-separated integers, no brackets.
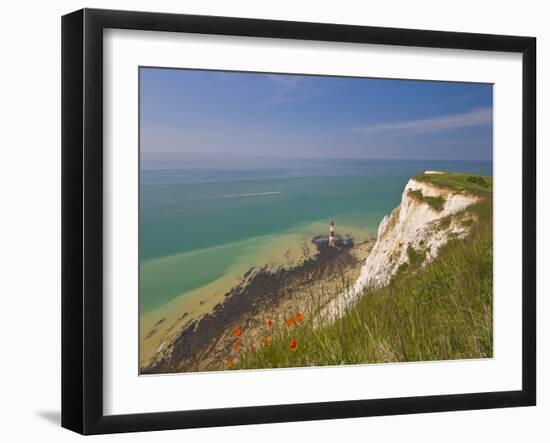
140,68,493,161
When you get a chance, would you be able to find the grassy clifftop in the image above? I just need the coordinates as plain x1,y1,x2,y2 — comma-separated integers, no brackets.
232,172,493,369
415,171,493,196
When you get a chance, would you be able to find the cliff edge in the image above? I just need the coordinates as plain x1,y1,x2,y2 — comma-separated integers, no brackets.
324,171,483,319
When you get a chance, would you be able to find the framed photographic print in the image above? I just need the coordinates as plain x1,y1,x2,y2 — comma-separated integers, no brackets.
61,8,536,435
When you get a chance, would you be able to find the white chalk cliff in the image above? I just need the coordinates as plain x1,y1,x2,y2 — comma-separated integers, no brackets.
323,174,479,319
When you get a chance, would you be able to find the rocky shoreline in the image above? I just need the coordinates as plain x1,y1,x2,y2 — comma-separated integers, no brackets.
142,234,374,374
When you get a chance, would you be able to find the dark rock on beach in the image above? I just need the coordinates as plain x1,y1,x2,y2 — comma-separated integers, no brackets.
312,233,354,248
153,317,166,327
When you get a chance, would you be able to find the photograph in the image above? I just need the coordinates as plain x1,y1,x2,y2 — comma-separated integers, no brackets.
138,68,494,375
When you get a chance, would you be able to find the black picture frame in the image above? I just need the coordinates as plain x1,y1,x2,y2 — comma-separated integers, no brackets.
61,8,536,435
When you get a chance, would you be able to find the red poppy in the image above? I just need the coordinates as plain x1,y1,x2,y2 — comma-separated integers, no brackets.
225,358,233,368
286,317,295,326
233,342,241,351
232,327,242,338
266,319,273,329
289,338,298,352
296,312,305,324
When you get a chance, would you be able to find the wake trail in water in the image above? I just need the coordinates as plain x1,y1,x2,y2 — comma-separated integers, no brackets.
222,191,281,198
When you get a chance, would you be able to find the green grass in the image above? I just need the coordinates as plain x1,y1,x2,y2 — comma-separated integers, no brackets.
233,173,493,370
408,188,446,211
467,175,490,188
438,216,452,230
415,171,493,196
407,245,427,268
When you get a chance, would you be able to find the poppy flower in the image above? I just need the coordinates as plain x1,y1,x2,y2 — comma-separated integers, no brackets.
289,338,298,352
232,327,242,338
296,312,304,324
286,317,295,326
266,319,273,329
233,342,241,351
225,358,233,368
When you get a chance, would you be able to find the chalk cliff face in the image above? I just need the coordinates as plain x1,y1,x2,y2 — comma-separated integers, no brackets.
323,175,479,319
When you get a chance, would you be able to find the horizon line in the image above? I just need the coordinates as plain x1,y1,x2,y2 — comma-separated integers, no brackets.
140,152,493,162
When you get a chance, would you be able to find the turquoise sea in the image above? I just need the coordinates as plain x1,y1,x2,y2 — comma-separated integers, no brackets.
139,156,492,313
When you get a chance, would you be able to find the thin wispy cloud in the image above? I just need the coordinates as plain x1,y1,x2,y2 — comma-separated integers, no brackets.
353,106,493,135
266,74,303,88
261,75,322,107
